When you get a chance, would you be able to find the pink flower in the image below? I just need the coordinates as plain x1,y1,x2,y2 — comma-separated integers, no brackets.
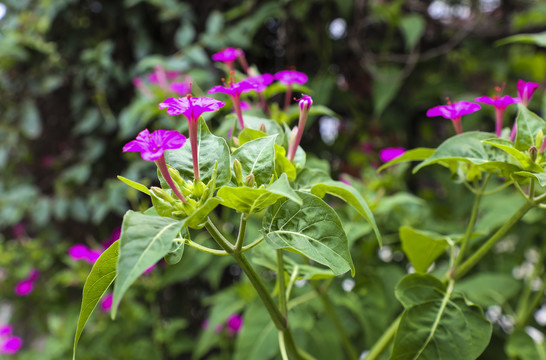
159,96,225,123
244,74,274,93
100,293,113,312
169,82,191,96
226,314,243,334
475,94,519,136
124,129,189,199
379,148,406,163
159,96,224,181
103,227,120,249
123,129,187,162
0,336,22,355
426,100,481,134
517,80,540,107
208,81,257,130
12,222,26,238
287,95,313,162
69,244,92,261
274,70,308,85
14,280,34,296
148,70,180,83
240,101,251,111
143,264,156,274
0,325,12,337
212,48,244,63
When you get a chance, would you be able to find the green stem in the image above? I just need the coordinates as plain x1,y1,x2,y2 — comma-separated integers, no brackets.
205,218,312,360
174,238,229,256
454,201,535,280
311,281,358,360
518,278,546,327
277,250,288,317
453,175,490,270
236,214,248,251
365,315,401,360
241,236,264,252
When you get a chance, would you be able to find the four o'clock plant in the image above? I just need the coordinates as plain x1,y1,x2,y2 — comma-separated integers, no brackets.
288,94,313,161
208,77,258,130
212,47,247,73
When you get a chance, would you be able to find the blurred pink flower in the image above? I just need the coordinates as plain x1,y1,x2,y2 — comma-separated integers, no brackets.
12,223,26,238
240,101,251,111
14,280,34,296
517,80,540,107
274,70,308,85
379,148,406,163
100,293,113,312
169,82,191,96
69,244,101,264
0,336,22,355
212,47,244,63
103,227,121,249
208,81,257,129
143,264,156,275
475,92,519,137
148,70,180,83
0,325,12,337
244,74,274,93
426,100,481,134
226,314,243,334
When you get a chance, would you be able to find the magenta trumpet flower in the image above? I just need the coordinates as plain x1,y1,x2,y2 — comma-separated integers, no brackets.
212,47,247,73
379,148,406,163
159,96,225,180
517,80,540,107
208,79,258,130
426,100,481,134
475,91,519,137
123,129,188,201
274,70,308,111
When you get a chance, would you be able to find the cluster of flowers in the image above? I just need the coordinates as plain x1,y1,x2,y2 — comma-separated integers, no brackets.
202,313,243,336
0,324,22,355
124,48,314,198
380,80,541,164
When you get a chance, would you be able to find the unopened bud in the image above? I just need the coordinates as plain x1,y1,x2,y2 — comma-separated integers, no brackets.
193,180,206,198
536,130,544,149
232,136,240,147
259,123,267,133
150,187,176,204
244,173,255,187
529,146,538,162
168,167,184,187
233,159,244,186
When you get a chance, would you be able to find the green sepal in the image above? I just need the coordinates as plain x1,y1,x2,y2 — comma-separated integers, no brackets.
117,175,150,195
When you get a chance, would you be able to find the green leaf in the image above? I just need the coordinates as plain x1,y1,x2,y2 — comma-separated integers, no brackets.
373,66,403,117
456,273,521,307
165,118,231,187
399,226,448,273
185,197,224,229
399,14,425,51
117,176,150,195
218,173,301,214
73,240,119,360
496,31,546,47
238,127,267,145
252,244,335,280
414,131,521,175
310,180,382,247
231,135,276,186
377,148,435,172
164,235,185,265
391,274,492,360
274,144,297,181
234,301,278,360
515,104,546,151
261,191,354,276
483,138,544,172
293,167,331,190
112,211,186,318
243,115,285,144
514,171,546,186
506,329,546,360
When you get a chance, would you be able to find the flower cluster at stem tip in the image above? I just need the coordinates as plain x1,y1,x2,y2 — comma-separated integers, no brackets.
0,325,23,355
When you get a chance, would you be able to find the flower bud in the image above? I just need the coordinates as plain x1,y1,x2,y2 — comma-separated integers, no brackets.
259,123,267,133
529,146,538,162
244,173,255,187
536,130,544,151
233,159,244,186
232,136,240,147
150,187,176,204
193,180,207,198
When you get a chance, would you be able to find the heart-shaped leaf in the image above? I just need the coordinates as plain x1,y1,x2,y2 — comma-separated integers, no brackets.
399,226,449,273
112,211,186,318
515,104,546,151
261,191,354,276
232,135,276,186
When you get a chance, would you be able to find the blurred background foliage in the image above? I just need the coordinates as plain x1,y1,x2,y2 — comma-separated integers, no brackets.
1,0,546,358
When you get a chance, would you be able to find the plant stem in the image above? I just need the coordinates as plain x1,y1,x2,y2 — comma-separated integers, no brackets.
453,175,490,270
205,218,312,360
277,249,288,318
311,281,358,360
236,214,248,251
454,201,535,280
365,315,401,360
